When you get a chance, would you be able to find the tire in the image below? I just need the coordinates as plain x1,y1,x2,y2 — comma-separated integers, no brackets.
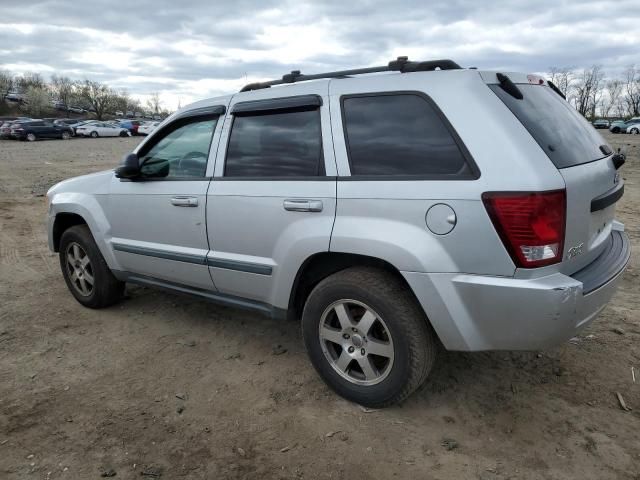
612,127,620,133
119,130,128,137
302,267,437,408
90,131,98,138
61,131,71,140
631,128,639,135
59,225,124,308
26,133,37,142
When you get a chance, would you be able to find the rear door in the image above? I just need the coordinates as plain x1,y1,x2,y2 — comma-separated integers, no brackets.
206,85,336,307
488,77,622,273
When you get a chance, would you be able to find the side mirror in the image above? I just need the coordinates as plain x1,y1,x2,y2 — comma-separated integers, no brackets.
115,152,140,179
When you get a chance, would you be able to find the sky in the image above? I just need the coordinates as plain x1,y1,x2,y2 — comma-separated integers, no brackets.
1,0,639,110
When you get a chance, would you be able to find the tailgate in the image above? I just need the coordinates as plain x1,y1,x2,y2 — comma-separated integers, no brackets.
560,157,622,274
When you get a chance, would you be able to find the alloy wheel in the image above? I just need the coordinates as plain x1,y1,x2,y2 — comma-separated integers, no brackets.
319,299,394,386
65,242,94,296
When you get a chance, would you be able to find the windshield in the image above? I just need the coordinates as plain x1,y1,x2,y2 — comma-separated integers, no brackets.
489,84,608,168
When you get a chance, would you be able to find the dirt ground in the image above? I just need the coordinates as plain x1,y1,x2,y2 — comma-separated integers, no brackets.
0,132,638,480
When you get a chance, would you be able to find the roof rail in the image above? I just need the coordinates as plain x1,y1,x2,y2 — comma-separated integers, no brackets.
239,57,461,92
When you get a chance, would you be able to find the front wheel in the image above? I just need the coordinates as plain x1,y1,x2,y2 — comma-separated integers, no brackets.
612,127,621,133
631,128,639,135
302,267,437,408
90,131,98,138
119,130,128,137
26,133,37,142
59,225,124,308
61,131,71,140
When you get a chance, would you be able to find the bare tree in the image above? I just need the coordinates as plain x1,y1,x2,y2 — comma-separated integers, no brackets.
79,80,116,120
548,66,573,97
50,75,76,107
623,65,640,117
24,86,51,117
15,72,45,93
572,65,604,118
146,92,161,115
599,79,623,118
0,70,13,98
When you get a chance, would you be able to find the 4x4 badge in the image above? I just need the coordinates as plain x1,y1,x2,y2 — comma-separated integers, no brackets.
567,243,584,259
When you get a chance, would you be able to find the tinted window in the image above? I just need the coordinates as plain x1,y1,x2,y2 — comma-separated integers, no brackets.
342,94,470,176
139,118,217,178
225,108,323,177
489,84,607,168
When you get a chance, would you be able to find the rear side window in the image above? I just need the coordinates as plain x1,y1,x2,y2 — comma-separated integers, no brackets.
341,93,473,177
224,107,323,177
489,84,607,168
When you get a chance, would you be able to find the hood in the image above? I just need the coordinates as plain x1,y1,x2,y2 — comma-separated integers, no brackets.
47,169,113,199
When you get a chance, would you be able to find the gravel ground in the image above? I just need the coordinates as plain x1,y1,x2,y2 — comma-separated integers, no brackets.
0,133,639,479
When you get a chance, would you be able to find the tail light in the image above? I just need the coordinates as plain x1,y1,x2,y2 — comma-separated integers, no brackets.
482,190,566,268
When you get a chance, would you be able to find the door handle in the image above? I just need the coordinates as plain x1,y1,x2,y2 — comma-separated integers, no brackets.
283,199,323,212
170,196,198,207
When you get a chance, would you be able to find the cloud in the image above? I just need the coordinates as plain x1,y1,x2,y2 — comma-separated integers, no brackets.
1,0,639,109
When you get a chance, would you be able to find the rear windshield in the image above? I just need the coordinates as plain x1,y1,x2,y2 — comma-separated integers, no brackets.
489,84,607,168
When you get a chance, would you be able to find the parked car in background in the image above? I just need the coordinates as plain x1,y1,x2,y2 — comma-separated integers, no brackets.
592,119,610,129
75,122,131,138
11,120,73,141
53,118,87,136
118,119,142,135
137,121,160,135
4,92,25,103
67,106,87,114
609,119,640,133
0,118,31,138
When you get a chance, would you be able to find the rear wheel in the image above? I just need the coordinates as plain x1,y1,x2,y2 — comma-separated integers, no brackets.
631,128,639,135
26,133,37,142
59,225,124,308
612,127,621,133
61,131,71,140
302,267,437,407
119,130,128,137
90,131,98,138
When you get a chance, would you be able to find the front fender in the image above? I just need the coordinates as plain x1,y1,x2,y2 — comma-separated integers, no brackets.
49,192,121,270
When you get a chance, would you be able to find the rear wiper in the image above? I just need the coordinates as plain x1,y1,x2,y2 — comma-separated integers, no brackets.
547,80,566,100
496,73,523,100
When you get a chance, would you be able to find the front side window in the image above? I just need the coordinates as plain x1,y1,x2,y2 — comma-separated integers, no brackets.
139,117,217,178
224,107,323,177
342,94,472,177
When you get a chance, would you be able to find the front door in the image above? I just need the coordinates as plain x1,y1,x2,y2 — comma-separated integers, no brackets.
108,107,226,290
206,85,337,309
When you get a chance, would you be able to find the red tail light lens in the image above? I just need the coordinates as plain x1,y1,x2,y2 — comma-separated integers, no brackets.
482,190,566,268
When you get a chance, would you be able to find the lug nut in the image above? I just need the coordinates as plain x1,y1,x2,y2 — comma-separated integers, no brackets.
348,346,355,353
361,348,365,355
343,333,350,339
352,327,357,332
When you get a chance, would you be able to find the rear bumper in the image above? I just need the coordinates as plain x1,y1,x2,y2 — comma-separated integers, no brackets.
403,229,630,351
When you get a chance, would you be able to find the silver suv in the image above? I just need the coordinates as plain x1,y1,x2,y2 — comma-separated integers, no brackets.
47,57,630,407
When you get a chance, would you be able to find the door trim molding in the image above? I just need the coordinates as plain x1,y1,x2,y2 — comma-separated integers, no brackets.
206,257,273,275
112,242,273,275
112,243,207,265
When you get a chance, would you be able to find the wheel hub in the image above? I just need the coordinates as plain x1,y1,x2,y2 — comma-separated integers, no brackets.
350,333,364,348
318,299,395,386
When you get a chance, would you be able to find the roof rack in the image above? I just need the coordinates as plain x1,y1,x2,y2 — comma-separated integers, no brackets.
239,56,461,92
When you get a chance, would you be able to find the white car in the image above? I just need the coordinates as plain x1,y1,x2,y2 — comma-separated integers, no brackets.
75,122,131,138
138,121,160,135
626,123,640,134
